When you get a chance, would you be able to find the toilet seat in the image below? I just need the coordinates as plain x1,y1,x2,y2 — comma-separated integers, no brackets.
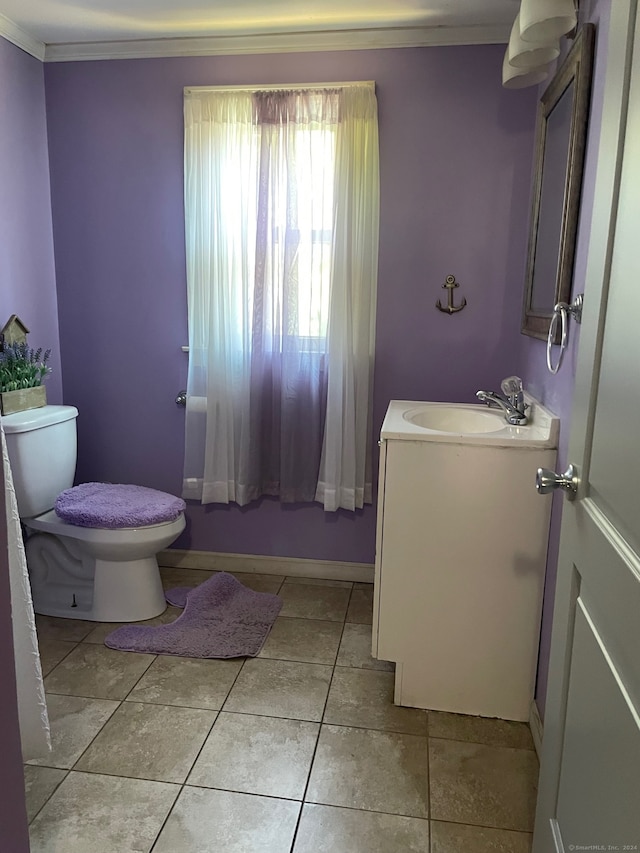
26,509,185,545
55,482,186,529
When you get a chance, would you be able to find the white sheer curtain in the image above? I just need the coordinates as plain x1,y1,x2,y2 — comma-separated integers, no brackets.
183,83,379,511
315,85,380,511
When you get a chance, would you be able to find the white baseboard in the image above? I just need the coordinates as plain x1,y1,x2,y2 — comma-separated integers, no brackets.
529,700,543,759
159,548,375,583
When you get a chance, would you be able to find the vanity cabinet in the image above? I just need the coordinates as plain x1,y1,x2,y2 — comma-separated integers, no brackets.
372,400,558,722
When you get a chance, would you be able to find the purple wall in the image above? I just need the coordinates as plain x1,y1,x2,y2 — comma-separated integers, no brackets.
0,37,62,402
520,0,610,716
45,46,537,563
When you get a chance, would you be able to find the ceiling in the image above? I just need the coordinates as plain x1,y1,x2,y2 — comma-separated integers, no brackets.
0,0,518,61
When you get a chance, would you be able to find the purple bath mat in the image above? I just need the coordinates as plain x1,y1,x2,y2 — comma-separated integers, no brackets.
104,573,282,658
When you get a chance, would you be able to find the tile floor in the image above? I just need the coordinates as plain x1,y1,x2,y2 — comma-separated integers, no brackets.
25,569,538,853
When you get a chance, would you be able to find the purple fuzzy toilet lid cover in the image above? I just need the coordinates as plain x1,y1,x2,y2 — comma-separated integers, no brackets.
55,482,186,528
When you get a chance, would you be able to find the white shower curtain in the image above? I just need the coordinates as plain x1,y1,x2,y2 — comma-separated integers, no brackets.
1,419,50,761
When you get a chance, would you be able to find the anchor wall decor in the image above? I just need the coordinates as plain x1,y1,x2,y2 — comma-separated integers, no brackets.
436,274,467,315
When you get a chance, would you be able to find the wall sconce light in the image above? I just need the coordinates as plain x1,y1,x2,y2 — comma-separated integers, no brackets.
508,13,560,69
502,0,579,88
502,55,552,90
519,0,578,43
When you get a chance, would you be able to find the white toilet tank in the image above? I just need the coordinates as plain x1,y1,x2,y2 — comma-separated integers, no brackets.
2,405,78,519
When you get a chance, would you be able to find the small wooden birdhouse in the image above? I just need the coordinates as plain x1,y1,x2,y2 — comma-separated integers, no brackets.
1,315,30,345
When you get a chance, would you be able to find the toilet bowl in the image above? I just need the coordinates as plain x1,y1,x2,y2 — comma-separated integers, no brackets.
24,509,185,622
2,405,186,622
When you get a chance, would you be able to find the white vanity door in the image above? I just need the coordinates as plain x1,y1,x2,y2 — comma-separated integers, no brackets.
533,2,640,848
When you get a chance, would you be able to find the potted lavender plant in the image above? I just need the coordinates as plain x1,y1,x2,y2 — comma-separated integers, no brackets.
0,339,51,415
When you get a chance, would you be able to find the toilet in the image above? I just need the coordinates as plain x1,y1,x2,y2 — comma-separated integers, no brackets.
2,404,186,622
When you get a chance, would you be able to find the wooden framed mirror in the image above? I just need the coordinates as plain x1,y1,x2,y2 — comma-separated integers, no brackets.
521,24,595,341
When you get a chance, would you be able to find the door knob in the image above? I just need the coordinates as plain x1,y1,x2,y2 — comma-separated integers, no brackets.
536,464,579,500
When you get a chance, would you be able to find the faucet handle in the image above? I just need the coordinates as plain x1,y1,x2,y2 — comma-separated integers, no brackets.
500,375,523,397
500,375,525,408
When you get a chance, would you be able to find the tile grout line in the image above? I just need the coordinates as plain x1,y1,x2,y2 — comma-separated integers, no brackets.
413,815,538,835
24,768,70,826
41,651,242,850
39,639,81,677
53,699,125,777
149,640,253,844
25,688,125,826
287,588,353,852
429,817,535,834
428,734,538,753
32,618,150,824
32,622,181,830
39,686,536,748
146,582,284,852
148,780,183,853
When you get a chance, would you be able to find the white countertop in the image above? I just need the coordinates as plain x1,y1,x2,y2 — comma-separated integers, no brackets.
380,394,559,449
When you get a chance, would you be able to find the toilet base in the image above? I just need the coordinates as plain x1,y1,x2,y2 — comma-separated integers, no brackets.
93,556,167,622
26,531,168,623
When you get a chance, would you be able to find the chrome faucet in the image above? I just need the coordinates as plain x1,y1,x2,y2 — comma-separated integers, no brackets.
476,376,529,425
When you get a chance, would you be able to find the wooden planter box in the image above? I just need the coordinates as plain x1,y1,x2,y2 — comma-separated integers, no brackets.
0,385,47,415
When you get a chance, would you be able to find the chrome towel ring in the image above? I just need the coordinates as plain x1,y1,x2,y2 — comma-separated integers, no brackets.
546,294,584,374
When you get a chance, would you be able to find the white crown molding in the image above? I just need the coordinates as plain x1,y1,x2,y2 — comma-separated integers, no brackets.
0,13,45,61
44,24,510,62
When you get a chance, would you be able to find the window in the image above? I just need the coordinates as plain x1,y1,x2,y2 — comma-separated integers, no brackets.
182,83,379,511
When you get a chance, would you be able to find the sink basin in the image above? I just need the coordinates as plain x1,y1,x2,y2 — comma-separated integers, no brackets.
403,405,505,434
381,398,559,448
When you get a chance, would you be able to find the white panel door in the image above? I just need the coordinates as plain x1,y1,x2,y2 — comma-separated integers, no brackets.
533,2,640,849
